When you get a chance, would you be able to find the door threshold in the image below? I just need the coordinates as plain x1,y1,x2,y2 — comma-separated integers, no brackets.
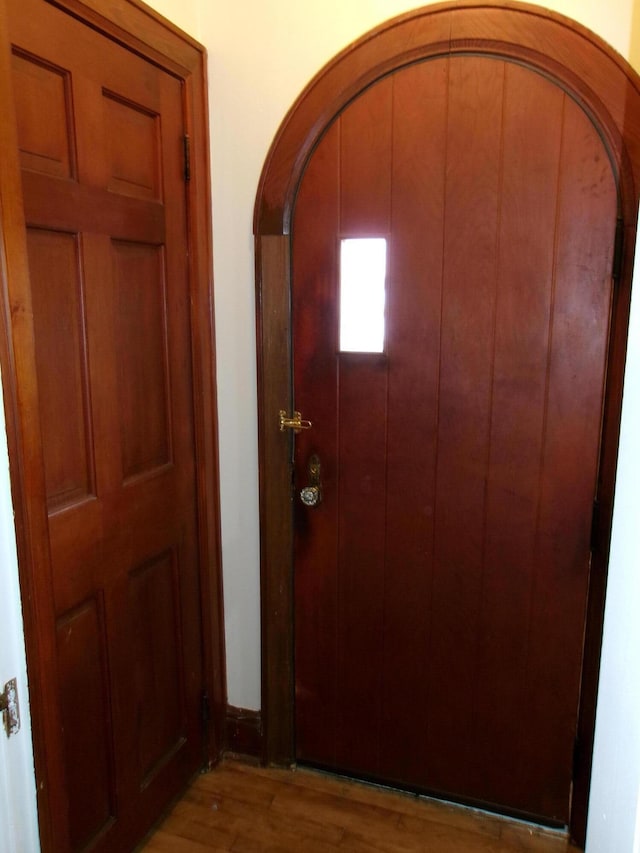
296,761,570,841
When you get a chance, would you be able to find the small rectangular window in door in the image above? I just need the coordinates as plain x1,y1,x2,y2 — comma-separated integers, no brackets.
339,237,386,352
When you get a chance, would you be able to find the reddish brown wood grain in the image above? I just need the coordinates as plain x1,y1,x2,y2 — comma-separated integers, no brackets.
340,78,393,235
293,52,616,825
255,2,640,236
520,95,617,820
256,234,295,766
335,354,388,776
0,1,224,851
15,8,201,845
470,62,564,812
379,60,447,787
142,759,579,853
292,121,341,768
0,5,68,849
425,55,504,801
256,7,640,845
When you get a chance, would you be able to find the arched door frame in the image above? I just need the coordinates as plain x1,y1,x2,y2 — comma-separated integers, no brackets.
254,3,640,843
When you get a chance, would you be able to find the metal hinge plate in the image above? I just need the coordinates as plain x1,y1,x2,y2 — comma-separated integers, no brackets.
183,134,191,182
613,217,624,282
201,690,210,725
591,499,600,553
0,678,20,737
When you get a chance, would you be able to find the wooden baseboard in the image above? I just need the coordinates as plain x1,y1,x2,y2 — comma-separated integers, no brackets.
224,705,263,759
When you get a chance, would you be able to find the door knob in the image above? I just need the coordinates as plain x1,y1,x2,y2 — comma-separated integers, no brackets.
300,454,322,507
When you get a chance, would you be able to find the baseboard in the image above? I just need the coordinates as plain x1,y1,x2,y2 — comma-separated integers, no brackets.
224,705,263,759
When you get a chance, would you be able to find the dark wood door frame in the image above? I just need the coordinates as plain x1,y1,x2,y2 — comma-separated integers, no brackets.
0,1,226,850
253,2,640,845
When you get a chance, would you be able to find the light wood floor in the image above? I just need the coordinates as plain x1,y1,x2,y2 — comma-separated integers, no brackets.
141,759,581,852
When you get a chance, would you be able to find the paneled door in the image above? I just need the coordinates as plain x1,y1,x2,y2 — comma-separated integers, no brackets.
7,0,206,849
293,56,617,825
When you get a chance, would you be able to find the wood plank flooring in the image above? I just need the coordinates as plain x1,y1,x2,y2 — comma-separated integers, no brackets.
140,759,581,852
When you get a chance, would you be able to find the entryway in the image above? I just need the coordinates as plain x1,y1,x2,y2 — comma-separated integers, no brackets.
254,4,640,847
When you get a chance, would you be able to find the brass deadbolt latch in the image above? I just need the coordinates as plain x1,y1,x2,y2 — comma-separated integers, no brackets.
279,410,312,433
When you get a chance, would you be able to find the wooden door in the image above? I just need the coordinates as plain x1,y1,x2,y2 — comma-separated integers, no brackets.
293,56,617,825
6,1,206,849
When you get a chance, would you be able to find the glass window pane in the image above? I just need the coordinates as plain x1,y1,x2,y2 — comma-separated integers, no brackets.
339,237,386,353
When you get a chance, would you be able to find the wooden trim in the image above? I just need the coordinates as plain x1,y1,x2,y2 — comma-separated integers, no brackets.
253,2,640,847
0,0,225,848
224,706,263,760
254,0,640,235
175,5,228,767
570,219,636,845
256,235,295,766
48,0,204,74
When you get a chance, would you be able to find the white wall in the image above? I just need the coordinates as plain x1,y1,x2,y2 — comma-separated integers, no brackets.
585,234,640,852
0,367,39,852
0,0,639,849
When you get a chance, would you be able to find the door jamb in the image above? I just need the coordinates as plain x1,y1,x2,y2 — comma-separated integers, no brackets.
0,1,226,849
253,3,640,846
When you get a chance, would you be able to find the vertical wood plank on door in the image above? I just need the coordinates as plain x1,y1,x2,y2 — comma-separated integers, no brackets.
340,78,392,236
336,354,388,775
427,56,504,797
523,95,616,820
336,79,392,776
472,64,564,813
293,121,341,767
381,58,448,786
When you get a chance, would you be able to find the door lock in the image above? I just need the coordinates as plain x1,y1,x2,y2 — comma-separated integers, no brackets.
0,678,20,738
279,410,312,433
300,454,322,507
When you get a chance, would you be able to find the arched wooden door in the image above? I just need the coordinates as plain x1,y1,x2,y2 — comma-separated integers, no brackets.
292,53,616,826
254,3,640,843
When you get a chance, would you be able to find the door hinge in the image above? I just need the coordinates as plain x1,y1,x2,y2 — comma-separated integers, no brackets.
573,734,580,779
0,678,20,737
590,499,600,553
183,134,191,183
612,216,624,282
201,690,210,725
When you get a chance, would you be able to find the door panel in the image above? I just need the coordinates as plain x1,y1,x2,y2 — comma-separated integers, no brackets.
8,0,203,849
113,240,170,479
56,598,114,851
11,49,74,179
293,56,616,824
27,227,93,510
